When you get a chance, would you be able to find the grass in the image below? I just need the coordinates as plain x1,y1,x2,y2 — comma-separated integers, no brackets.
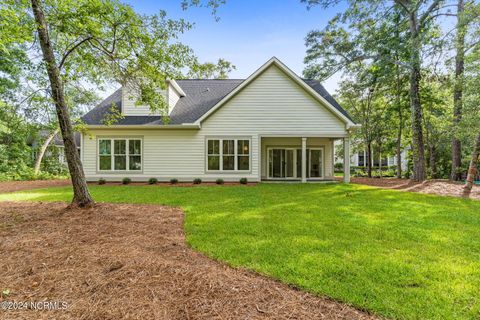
2,183,480,319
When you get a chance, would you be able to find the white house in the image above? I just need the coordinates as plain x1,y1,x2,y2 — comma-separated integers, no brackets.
80,57,358,183
335,142,409,172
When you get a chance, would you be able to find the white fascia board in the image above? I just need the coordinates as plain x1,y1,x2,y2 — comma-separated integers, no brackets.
86,124,200,130
167,79,186,97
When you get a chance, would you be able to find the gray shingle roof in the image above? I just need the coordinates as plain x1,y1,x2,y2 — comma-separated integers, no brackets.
170,79,243,124
81,78,353,125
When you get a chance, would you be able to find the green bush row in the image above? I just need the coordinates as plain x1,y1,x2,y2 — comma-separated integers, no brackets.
98,177,249,185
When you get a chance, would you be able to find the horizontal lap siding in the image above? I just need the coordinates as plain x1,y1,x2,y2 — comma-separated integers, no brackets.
82,129,258,182
200,65,346,136
122,84,164,116
83,64,346,181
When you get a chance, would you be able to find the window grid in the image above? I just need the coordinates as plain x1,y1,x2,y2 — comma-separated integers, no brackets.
98,138,142,172
207,138,250,172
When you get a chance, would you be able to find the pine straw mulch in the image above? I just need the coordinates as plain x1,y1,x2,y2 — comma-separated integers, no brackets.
0,201,377,320
0,179,70,194
351,177,480,200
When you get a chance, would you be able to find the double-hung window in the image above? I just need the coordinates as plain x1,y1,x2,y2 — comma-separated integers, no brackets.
98,138,142,171
207,138,250,171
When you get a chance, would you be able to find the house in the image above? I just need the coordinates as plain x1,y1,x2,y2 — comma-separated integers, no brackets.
335,142,409,172
29,130,81,165
80,57,358,183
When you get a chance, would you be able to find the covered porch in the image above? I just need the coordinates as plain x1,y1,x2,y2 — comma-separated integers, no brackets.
260,136,350,183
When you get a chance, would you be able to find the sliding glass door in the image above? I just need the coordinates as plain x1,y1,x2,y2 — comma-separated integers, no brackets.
268,147,323,179
268,149,296,179
309,148,323,178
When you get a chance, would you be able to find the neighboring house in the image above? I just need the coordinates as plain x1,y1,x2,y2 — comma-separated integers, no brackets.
335,142,409,172
80,57,358,183
29,130,81,165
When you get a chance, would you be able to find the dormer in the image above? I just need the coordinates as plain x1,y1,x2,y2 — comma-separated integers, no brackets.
166,80,186,115
121,80,185,116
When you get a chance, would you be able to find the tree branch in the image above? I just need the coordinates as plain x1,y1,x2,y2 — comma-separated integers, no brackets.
58,36,93,70
419,0,443,29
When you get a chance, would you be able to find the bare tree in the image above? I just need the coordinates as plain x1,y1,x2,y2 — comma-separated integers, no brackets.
33,128,59,175
464,133,480,195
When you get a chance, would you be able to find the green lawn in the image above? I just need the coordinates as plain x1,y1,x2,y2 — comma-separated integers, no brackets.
2,183,480,319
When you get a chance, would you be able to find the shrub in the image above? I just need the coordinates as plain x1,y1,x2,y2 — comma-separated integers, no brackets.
193,178,202,184
98,178,106,185
122,177,131,185
170,178,178,184
215,178,224,185
239,178,248,185
148,177,158,185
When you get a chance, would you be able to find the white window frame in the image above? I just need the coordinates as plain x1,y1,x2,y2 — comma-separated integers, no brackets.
97,138,143,172
206,138,251,172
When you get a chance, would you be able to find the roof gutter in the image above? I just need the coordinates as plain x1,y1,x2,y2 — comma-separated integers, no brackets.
85,124,201,130
346,123,361,130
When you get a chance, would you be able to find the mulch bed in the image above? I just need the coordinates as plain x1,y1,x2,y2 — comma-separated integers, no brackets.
0,180,71,194
352,177,480,200
0,201,376,320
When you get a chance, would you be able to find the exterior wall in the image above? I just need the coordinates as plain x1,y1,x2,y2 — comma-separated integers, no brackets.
83,64,348,182
168,84,180,115
121,84,165,116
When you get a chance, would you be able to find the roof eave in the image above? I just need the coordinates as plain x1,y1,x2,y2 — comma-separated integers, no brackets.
85,124,200,130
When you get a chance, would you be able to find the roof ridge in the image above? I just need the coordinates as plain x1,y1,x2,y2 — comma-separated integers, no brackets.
176,79,245,81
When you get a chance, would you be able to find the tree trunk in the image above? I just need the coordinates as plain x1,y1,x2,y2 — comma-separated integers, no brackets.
395,55,403,179
464,134,480,194
30,0,94,208
34,128,59,175
379,148,382,178
366,142,372,178
408,12,426,181
451,0,465,181
429,143,437,179
396,128,402,178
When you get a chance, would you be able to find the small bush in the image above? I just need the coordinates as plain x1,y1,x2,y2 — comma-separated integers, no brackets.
148,177,158,185
98,178,106,185
215,178,224,185
239,178,248,185
122,177,131,185
193,178,202,184
170,178,178,184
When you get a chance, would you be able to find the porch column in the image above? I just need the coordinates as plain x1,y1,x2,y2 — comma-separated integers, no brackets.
301,137,307,183
343,137,350,183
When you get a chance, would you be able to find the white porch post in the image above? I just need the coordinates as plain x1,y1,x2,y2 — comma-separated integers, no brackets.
343,136,351,183
301,137,307,183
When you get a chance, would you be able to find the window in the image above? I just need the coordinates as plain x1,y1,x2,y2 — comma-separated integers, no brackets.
222,140,235,170
99,139,112,170
98,138,142,171
207,140,220,170
358,152,365,167
207,138,250,171
237,140,250,170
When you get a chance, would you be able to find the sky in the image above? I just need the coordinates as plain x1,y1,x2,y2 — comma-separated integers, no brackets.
123,0,346,93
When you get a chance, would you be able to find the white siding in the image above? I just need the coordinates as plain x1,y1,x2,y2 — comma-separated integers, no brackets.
83,64,347,182
121,84,165,116
168,84,180,115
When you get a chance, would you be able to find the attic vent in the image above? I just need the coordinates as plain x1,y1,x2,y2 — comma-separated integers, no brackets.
203,87,210,93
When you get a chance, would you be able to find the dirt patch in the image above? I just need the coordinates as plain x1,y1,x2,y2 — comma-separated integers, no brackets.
352,177,480,200
0,202,376,320
0,180,71,194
